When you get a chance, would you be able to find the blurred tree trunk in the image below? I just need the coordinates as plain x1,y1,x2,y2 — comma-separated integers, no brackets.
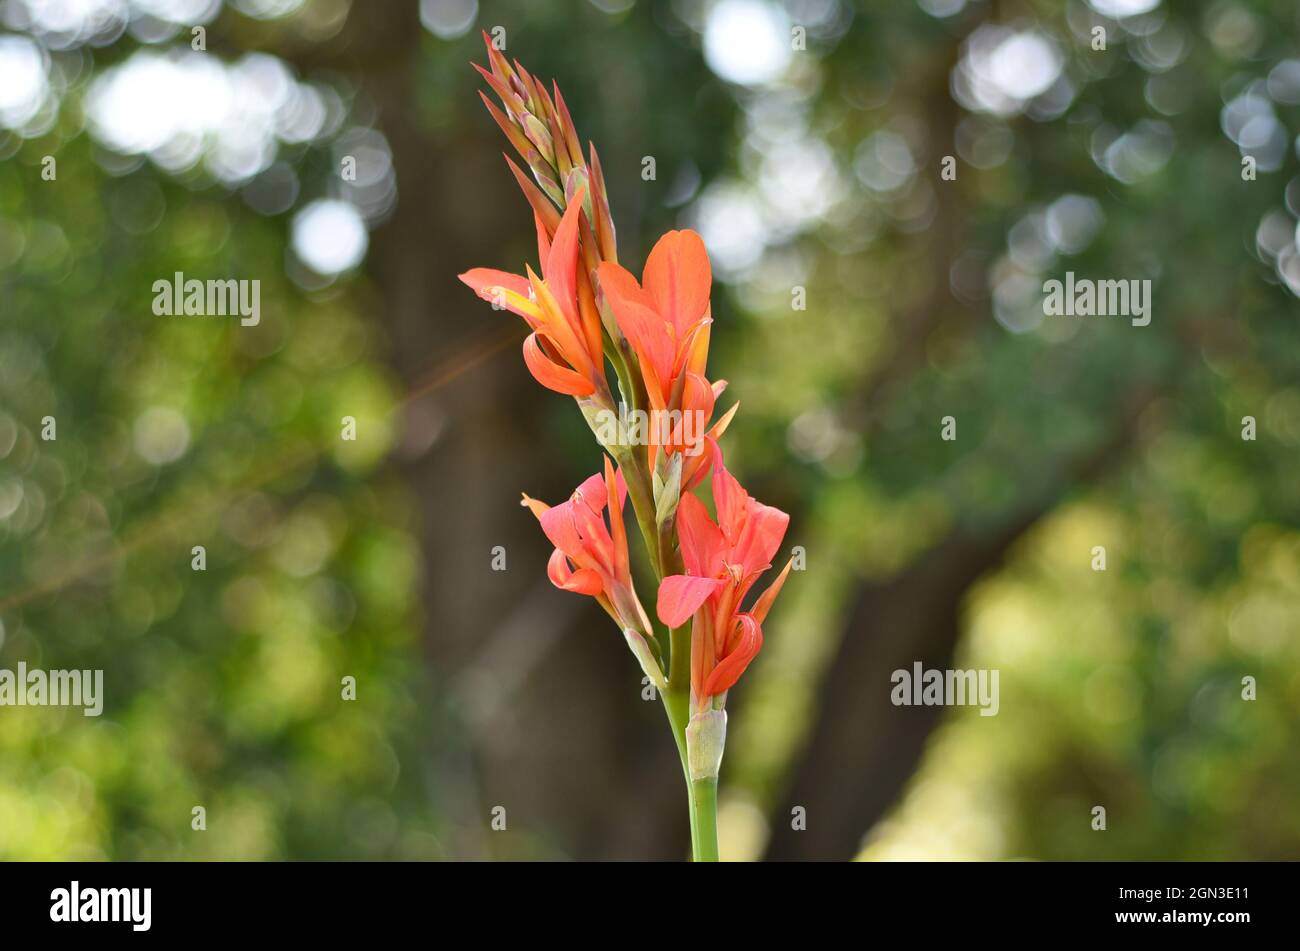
763,387,1161,860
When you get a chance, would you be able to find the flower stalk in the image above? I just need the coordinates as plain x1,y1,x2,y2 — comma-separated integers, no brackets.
460,34,793,861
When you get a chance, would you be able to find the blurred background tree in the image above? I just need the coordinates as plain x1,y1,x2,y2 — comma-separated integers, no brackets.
0,0,1297,860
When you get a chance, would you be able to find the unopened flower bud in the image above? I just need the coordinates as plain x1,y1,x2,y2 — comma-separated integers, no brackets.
653,453,684,528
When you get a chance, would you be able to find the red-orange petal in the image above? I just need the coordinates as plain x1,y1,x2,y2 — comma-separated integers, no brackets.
459,267,531,300
522,332,595,396
702,614,762,696
732,502,790,579
534,213,551,267
598,262,674,388
677,372,716,450
683,315,712,378
548,548,603,596
676,492,726,579
657,574,724,628
459,268,542,326
711,458,748,544
681,435,718,491
545,187,586,327
527,266,594,380
603,456,631,585
643,230,712,338
750,557,793,624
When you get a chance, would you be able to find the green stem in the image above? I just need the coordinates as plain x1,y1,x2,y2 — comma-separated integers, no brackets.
661,685,690,771
688,777,720,862
661,683,714,861
660,625,718,861
602,353,717,862
615,446,662,577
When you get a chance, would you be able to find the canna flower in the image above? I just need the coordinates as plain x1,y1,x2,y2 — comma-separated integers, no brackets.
462,35,797,859
655,455,793,707
597,230,736,486
522,456,654,641
459,190,609,399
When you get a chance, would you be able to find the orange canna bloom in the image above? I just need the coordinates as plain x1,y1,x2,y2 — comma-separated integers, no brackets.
464,33,793,861
655,454,793,706
597,230,736,486
522,456,653,638
459,191,608,399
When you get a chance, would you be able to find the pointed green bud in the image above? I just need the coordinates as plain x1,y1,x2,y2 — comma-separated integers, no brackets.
577,397,618,451
654,452,683,528
532,163,566,208
522,114,556,167
563,167,592,220
597,291,629,355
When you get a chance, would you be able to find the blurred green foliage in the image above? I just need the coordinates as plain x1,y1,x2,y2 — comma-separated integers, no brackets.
0,107,440,859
